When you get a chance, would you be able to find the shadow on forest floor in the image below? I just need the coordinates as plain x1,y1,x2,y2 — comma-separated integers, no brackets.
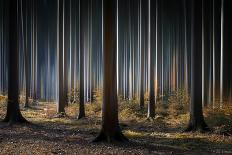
0,101,232,155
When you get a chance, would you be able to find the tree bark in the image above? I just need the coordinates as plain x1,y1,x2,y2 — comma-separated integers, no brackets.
77,0,85,119
24,0,30,108
32,0,38,105
202,0,211,107
64,0,70,107
3,0,28,124
223,0,232,103
147,0,156,118
139,0,145,109
94,0,127,142
57,0,66,115
185,0,209,132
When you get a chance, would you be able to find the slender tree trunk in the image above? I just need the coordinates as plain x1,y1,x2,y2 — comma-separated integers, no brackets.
78,0,85,119
32,0,37,105
183,0,189,97
203,0,211,107
94,0,127,142
57,0,66,115
70,0,75,101
219,0,224,108
3,0,28,124
224,0,232,102
24,0,30,108
139,64,144,108
185,0,209,132
147,0,156,118
64,0,70,107
139,0,144,109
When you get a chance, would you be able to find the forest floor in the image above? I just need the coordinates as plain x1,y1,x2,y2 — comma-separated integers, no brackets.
0,95,232,155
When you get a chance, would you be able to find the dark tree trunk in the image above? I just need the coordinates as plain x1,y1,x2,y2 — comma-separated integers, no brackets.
3,0,28,124
78,0,85,119
203,0,211,107
57,0,66,115
32,0,38,105
223,0,232,103
185,0,209,132
228,0,232,103
94,0,128,142
24,0,30,108
147,0,156,118
70,0,75,100
139,0,148,110
139,0,145,109
139,20,144,109
64,0,70,107
213,0,222,104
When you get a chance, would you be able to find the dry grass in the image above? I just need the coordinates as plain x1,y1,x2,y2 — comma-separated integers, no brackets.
0,91,232,154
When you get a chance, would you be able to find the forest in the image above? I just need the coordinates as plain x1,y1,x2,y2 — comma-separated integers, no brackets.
0,0,232,154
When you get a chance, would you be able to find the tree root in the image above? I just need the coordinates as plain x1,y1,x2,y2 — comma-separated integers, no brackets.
23,104,31,109
93,130,128,143
184,123,211,133
77,113,85,120
146,116,155,121
53,112,67,118
2,114,30,126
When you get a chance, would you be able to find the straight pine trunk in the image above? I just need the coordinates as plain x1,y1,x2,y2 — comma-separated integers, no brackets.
185,0,209,132
94,0,127,142
58,0,66,114
3,0,28,124
78,0,85,119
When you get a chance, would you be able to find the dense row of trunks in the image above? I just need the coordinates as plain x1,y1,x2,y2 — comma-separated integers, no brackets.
1,0,232,140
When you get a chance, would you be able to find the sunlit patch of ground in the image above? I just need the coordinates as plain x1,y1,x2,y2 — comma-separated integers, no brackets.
0,95,232,155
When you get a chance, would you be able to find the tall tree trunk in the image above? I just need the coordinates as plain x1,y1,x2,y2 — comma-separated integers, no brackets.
3,0,28,124
224,0,232,102
57,0,66,115
147,0,156,118
94,0,127,142
24,0,30,108
202,0,211,107
139,0,145,109
219,0,224,108
212,0,221,108
32,0,37,105
185,0,209,132
64,0,70,107
78,0,85,119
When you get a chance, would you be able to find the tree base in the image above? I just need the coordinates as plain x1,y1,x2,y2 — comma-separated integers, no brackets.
24,104,31,109
146,117,155,121
93,130,128,143
77,110,85,120
3,100,30,125
2,114,29,126
54,112,67,118
184,122,210,133
77,114,85,120
32,100,39,106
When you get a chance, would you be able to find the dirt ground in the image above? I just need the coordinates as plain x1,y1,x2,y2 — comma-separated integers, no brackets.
0,101,232,155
